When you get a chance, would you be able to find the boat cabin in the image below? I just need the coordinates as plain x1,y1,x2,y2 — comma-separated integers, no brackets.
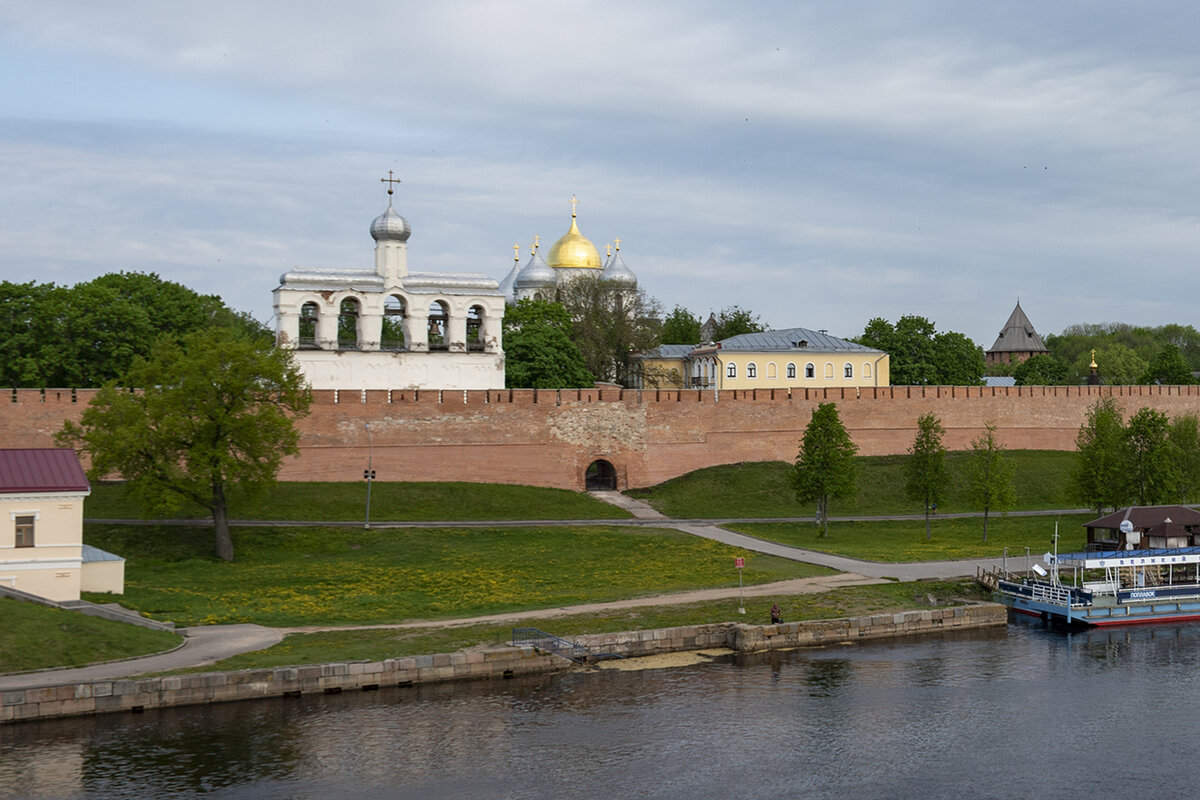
1085,506,1200,551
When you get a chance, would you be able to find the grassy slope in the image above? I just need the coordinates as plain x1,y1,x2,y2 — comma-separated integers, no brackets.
732,514,1093,562
85,481,631,521
0,598,181,673
626,450,1080,518
83,523,829,627
173,579,989,673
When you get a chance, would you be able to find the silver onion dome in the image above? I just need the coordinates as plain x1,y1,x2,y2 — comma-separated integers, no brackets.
602,248,637,288
370,204,411,242
514,249,557,291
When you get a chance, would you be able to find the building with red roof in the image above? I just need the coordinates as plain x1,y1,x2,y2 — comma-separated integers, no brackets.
0,449,123,601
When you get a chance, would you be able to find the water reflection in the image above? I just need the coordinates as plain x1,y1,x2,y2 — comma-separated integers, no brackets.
5,622,1200,799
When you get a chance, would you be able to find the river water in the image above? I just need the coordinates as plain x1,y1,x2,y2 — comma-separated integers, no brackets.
3,618,1198,799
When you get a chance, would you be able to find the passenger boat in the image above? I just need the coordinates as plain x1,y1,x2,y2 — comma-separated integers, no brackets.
983,547,1200,626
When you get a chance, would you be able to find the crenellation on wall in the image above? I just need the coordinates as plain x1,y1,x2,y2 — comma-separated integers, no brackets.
6,383,1200,490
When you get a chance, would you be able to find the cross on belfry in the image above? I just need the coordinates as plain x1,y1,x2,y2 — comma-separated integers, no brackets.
614,237,622,251
569,194,580,217
532,233,541,253
380,170,402,196
513,242,521,261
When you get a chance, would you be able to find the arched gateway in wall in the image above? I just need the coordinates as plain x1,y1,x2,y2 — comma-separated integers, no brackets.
585,460,618,491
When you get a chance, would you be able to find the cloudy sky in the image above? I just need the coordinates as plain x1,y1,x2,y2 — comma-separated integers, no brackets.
3,1,1199,348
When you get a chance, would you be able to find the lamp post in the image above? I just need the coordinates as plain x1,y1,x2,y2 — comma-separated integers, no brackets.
364,423,374,529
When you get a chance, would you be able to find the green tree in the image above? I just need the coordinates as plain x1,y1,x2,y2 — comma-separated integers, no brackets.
1072,397,1127,515
792,402,858,538
711,305,765,341
557,276,661,386
905,413,948,541
1125,407,1180,505
502,298,594,388
57,328,311,561
0,272,262,388
965,421,1016,543
1141,344,1195,385
931,331,985,386
1013,353,1069,386
660,305,702,344
1169,414,1200,503
1083,343,1149,386
859,315,981,385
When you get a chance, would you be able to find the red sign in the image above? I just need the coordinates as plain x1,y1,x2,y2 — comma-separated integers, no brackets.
734,557,745,569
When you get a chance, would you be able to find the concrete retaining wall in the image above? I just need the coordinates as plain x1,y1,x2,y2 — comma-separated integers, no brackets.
1,646,564,724
2,604,1006,724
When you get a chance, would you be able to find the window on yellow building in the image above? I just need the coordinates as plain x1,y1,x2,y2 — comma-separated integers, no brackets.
14,516,34,548
805,363,814,378
727,363,736,378
747,363,757,378
844,363,853,378
787,363,796,379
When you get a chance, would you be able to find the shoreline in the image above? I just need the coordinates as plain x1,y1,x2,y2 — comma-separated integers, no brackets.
1,603,1005,725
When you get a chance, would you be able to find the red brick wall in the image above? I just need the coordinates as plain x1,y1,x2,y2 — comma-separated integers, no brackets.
5,385,1200,490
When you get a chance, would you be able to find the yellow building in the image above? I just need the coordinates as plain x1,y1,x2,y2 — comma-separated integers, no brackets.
637,328,890,390
0,449,124,602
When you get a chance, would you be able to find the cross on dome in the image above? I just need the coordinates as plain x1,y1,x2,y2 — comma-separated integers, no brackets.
380,170,402,197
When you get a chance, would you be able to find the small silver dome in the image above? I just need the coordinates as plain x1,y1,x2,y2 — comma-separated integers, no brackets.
370,204,411,242
602,249,637,288
514,250,557,290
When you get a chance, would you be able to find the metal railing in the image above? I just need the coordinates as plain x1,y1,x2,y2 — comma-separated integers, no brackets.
512,628,620,663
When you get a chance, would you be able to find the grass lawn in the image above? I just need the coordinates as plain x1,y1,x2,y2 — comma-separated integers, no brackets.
85,481,631,522
83,523,830,628
731,513,1093,562
0,597,181,673
626,450,1081,518
167,579,989,673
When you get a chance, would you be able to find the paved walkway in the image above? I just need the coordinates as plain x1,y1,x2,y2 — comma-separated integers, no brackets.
0,624,283,690
2,494,1026,689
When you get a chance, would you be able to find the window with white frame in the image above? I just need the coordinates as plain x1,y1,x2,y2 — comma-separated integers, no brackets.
787,363,796,379
747,362,757,378
14,515,34,548
844,362,853,378
726,363,737,379
805,363,815,378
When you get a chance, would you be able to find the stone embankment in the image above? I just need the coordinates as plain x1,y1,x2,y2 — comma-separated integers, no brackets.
1,603,1004,724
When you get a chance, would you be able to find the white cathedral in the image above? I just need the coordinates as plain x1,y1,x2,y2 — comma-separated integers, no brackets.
273,180,636,391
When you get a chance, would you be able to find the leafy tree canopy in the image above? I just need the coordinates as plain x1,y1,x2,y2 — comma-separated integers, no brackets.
57,327,311,562
1125,407,1181,505
660,306,703,345
1072,397,1127,515
1013,353,1070,386
710,305,765,341
557,276,661,386
1,272,266,388
858,315,983,385
1141,344,1196,385
1045,322,1200,384
792,402,858,538
905,413,948,541
503,299,594,388
965,421,1016,543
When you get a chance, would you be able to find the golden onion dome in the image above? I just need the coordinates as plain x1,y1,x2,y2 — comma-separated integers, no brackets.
546,200,602,270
